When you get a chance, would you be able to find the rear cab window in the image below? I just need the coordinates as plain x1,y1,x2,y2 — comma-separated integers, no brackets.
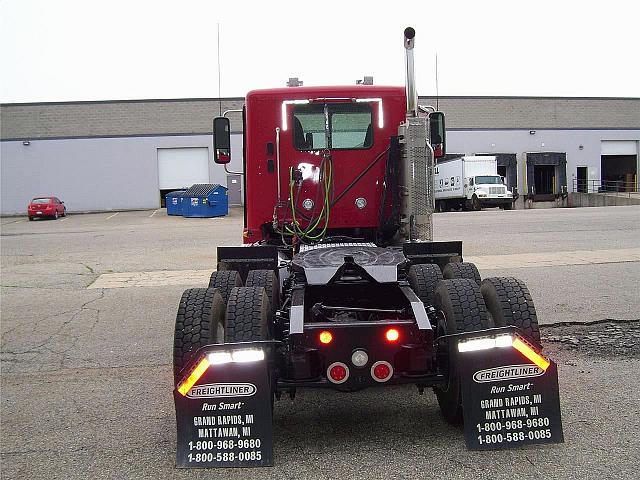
293,103,373,151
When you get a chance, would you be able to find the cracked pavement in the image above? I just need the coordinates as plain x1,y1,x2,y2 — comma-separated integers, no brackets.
1,206,639,479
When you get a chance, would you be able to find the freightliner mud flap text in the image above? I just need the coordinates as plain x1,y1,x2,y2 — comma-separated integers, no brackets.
458,330,564,450
174,342,275,468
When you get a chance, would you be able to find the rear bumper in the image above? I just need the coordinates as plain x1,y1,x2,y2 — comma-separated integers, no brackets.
281,320,437,391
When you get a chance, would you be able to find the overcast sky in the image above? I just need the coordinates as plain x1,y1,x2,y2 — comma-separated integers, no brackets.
1,0,639,103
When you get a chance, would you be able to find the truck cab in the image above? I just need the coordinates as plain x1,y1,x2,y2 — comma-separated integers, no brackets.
467,173,514,209
435,155,515,211
241,85,407,244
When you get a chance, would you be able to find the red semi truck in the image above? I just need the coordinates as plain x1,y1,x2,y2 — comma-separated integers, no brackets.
172,28,562,467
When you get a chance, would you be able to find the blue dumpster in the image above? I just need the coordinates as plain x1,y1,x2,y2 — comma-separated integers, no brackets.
182,184,228,218
165,190,186,216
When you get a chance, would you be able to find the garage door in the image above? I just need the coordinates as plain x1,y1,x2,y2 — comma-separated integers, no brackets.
158,147,209,189
601,141,637,156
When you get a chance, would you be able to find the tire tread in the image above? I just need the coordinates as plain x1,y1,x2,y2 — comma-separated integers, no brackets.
407,264,443,307
173,288,224,383
443,262,481,285
481,277,540,343
208,270,242,304
225,286,271,342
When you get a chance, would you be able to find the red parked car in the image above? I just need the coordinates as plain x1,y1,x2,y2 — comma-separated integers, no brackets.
28,197,66,220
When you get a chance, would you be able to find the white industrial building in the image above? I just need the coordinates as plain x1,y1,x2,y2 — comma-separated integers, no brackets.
1,95,638,214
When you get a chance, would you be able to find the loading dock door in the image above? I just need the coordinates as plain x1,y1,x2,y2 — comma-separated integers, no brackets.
158,148,209,190
601,141,637,192
526,152,567,201
534,165,555,196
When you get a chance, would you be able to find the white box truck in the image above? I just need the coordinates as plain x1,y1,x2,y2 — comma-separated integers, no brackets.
434,156,515,211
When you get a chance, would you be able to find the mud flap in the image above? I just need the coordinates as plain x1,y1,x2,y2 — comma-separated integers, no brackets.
174,342,275,467
458,331,564,450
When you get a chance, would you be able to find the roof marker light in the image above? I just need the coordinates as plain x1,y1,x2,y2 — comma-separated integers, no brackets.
177,357,210,396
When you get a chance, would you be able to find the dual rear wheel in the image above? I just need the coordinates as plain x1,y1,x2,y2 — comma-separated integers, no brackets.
173,269,278,384
432,275,540,424
409,261,540,425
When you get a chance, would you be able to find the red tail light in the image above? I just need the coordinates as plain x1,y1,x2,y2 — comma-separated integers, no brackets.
327,362,349,384
371,361,393,382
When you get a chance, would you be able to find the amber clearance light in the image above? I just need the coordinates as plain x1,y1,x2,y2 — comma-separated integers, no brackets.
177,357,210,396
319,331,333,345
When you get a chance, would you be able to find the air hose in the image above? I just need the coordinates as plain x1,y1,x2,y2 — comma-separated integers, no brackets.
283,151,333,243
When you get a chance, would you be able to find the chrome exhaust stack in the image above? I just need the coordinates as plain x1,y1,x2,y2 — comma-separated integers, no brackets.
398,27,434,242
404,27,418,118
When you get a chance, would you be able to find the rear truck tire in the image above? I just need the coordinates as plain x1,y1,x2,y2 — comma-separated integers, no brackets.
433,278,490,425
208,270,242,304
225,286,272,342
407,264,443,307
504,201,514,210
173,287,226,384
443,262,481,285
216,260,232,271
472,195,481,211
480,277,541,344
245,269,280,315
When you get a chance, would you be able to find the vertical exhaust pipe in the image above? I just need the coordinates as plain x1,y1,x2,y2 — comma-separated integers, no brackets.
398,27,434,242
404,27,418,118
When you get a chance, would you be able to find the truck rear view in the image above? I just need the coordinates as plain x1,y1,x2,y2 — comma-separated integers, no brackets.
171,27,563,468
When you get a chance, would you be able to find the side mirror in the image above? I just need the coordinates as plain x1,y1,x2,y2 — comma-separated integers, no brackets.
429,111,446,159
213,117,231,164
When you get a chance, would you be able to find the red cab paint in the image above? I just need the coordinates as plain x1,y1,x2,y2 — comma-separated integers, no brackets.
242,85,406,243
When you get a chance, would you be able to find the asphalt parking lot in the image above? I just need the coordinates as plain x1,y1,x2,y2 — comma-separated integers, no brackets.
1,206,639,479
